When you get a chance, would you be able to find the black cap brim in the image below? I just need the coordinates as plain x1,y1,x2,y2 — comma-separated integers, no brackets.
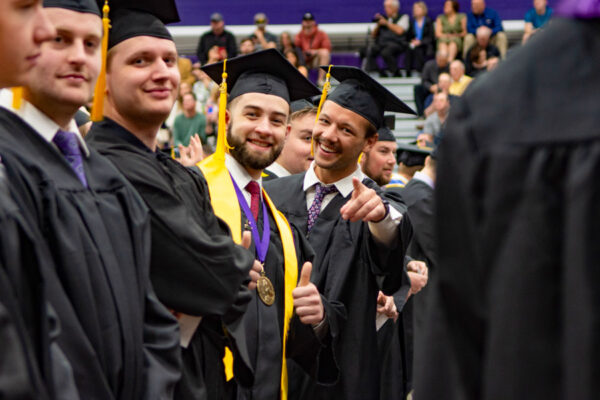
45,0,100,16
377,126,396,142
96,0,180,24
322,66,415,129
201,48,321,104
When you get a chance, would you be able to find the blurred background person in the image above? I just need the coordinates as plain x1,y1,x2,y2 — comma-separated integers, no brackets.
294,12,331,85
435,0,466,63
405,1,435,76
252,12,278,49
522,0,553,43
196,12,237,65
172,92,207,148
239,36,256,55
464,0,507,58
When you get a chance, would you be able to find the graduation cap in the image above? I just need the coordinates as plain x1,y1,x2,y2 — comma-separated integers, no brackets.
383,114,396,130
90,0,179,121
290,95,321,113
44,0,100,15
377,126,396,142
201,48,321,104
396,142,432,167
321,66,415,129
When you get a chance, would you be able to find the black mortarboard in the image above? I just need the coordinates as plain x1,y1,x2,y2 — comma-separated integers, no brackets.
106,8,177,50
396,141,432,166
322,66,415,129
201,48,321,104
384,114,396,130
377,126,396,142
290,95,320,113
44,0,100,15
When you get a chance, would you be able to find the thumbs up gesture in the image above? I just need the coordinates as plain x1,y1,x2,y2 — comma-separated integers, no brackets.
340,177,386,222
242,230,262,291
292,262,325,325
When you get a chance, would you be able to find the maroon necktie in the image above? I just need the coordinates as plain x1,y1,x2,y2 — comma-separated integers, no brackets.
245,180,261,221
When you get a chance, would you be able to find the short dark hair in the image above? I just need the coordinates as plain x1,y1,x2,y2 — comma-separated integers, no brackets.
447,0,460,12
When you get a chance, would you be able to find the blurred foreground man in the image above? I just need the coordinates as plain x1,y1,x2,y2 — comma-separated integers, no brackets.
415,3,600,399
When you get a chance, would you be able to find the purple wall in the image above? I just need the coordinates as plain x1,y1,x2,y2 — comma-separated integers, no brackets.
174,0,548,26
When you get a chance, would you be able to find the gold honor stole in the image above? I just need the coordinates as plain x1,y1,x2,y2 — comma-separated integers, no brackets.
198,154,298,400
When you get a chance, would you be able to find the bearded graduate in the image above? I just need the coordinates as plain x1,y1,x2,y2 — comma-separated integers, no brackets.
264,66,414,400
198,48,339,400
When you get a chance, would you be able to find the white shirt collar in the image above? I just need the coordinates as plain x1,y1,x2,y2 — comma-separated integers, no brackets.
303,161,364,198
412,170,435,189
1,96,89,157
225,153,263,192
266,162,291,178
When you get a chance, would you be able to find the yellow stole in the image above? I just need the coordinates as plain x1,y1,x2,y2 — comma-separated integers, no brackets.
198,153,298,400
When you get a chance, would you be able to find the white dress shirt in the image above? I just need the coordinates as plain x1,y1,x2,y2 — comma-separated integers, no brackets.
412,170,435,189
265,161,291,178
225,153,263,207
1,97,89,157
303,162,402,245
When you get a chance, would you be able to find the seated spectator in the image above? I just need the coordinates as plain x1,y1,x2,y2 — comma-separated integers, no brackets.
435,0,466,63
196,13,237,65
284,49,309,77
365,0,410,78
239,37,255,55
423,72,457,115
165,82,193,130
464,0,507,58
294,12,331,85
423,91,450,139
413,49,449,116
279,31,306,66
252,12,278,50
406,1,435,75
522,0,553,43
465,26,500,77
449,59,472,96
178,56,196,87
191,63,217,113
173,93,207,147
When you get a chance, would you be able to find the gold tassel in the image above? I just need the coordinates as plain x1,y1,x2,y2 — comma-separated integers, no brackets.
90,1,110,122
311,64,333,157
11,87,23,110
214,59,233,160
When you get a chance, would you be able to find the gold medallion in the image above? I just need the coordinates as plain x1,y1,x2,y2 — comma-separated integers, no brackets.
257,272,275,306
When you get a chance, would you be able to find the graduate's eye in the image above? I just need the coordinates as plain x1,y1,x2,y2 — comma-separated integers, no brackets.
303,135,312,142
163,56,176,66
318,117,330,126
271,118,285,126
245,111,257,118
85,38,100,50
341,127,354,135
132,58,146,66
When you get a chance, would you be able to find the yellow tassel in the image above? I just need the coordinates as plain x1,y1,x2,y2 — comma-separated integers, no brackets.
11,87,23,110
90,1,110,122
311,64,333,157
214,59,233,160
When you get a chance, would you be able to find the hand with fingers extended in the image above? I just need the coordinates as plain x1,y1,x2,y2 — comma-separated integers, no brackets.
292,262,325,326
340,177,387,223
176,134,205,167
376,291,399,321
241,230,261,290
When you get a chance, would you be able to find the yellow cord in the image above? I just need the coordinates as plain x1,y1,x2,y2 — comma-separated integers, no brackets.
215,59,233,160
90,1,110,122
311,64,333,157
11,87,23,110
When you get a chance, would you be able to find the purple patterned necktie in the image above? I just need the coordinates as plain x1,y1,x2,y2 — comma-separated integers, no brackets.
53,130,88,187
307,183,337,232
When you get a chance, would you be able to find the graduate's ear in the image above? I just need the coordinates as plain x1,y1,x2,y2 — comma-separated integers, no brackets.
362,132,378,154
225,108,231,126
285,123,291,139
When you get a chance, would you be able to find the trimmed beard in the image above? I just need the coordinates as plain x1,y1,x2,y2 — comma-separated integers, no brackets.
227,122,285,171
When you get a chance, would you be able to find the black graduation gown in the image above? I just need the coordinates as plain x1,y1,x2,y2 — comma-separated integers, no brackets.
0,175,49,399
386,179,435,396
0,108,181,400
414,18,600,400
265,174,412,400
86,118,256,400
262,169,279,182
